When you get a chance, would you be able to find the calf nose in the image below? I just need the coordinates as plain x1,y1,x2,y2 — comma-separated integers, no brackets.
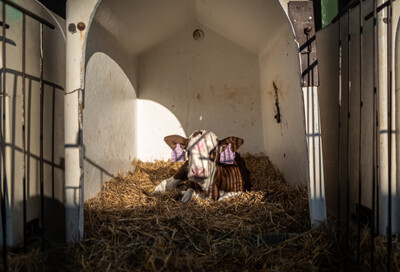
190,167,205,178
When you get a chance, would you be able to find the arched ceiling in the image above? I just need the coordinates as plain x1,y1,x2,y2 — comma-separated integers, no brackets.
92,0,292,56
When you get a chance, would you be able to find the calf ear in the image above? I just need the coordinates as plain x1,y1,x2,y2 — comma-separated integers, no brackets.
218,136,244,152
164,135,188,150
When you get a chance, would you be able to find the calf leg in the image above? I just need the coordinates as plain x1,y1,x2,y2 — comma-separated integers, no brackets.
153,177,181,192
154,161,188,193
181,188,207,202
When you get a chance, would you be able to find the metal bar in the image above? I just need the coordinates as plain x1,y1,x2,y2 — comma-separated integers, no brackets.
386,0,393,270
26,79,31,208
357,0,363,265
337,17,342,239
39,23,44,249
371,0,378,269
0,22,8,29
1,0,7,269
2,68,64,91
21,12,27,254
4,0,54,29
364,0,391,21
345,9,351,254
51,87,55,198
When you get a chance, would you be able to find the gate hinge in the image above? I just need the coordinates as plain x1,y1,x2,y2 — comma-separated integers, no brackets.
288,1,319,87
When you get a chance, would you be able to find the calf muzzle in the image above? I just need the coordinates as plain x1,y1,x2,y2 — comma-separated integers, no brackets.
189,167,206,179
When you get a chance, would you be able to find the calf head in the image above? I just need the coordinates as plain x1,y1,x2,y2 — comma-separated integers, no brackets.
164,130,244,188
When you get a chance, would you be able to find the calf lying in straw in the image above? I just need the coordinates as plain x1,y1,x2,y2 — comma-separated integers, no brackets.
154,130,251,202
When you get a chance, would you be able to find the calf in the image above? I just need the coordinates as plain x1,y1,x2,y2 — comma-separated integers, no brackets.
154,130,250,202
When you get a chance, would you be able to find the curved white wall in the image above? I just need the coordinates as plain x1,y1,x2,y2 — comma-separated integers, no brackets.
84,52,137,200
63,0,323,242
259,26,309,185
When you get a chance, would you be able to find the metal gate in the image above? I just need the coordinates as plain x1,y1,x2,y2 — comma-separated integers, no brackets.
325,0,398,270
0,1,65,270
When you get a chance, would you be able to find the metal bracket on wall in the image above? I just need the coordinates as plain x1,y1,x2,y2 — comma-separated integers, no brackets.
288,1,319,87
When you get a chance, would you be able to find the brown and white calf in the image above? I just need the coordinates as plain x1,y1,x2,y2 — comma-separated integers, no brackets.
154,130,251,202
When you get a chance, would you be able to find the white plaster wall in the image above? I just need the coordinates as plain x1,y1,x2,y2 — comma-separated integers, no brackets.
259,29,308,185
138,24,264,159
83,15,139,202
84,52,136,201
137,100,186,162
0,0,65,246
85,18,139,90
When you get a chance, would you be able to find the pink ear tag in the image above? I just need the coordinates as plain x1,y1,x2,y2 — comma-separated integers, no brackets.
220,143,235,164
171,143,185,162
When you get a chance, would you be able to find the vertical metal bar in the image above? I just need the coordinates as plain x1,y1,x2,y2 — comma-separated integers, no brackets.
357,0,363,264
1,0,7,270
51,87,55,199
27,79,31,206
371,0,378,269
346,9,351,253
39,23,44,249
21,12,27,254
386,0,393,270
337,17,342,238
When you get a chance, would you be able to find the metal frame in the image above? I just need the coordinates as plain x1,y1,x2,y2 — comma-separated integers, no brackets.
0,1,60,270
371,0,378,268
386,1,393,270
357,0,363,264
1,1,7,270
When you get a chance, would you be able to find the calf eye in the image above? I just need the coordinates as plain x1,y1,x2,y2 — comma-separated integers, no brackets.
209,150,217,161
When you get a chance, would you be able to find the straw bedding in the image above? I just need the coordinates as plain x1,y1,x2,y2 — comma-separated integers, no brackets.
4,155,400,271
77,155,314,271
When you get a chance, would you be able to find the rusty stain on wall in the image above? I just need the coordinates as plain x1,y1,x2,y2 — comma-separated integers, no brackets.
120,87,126,99
197,93,202,103
273,81,281,123
196,83,253,106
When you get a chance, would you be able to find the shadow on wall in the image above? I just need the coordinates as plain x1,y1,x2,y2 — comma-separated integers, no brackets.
85,22,138,90
83,153,114,189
